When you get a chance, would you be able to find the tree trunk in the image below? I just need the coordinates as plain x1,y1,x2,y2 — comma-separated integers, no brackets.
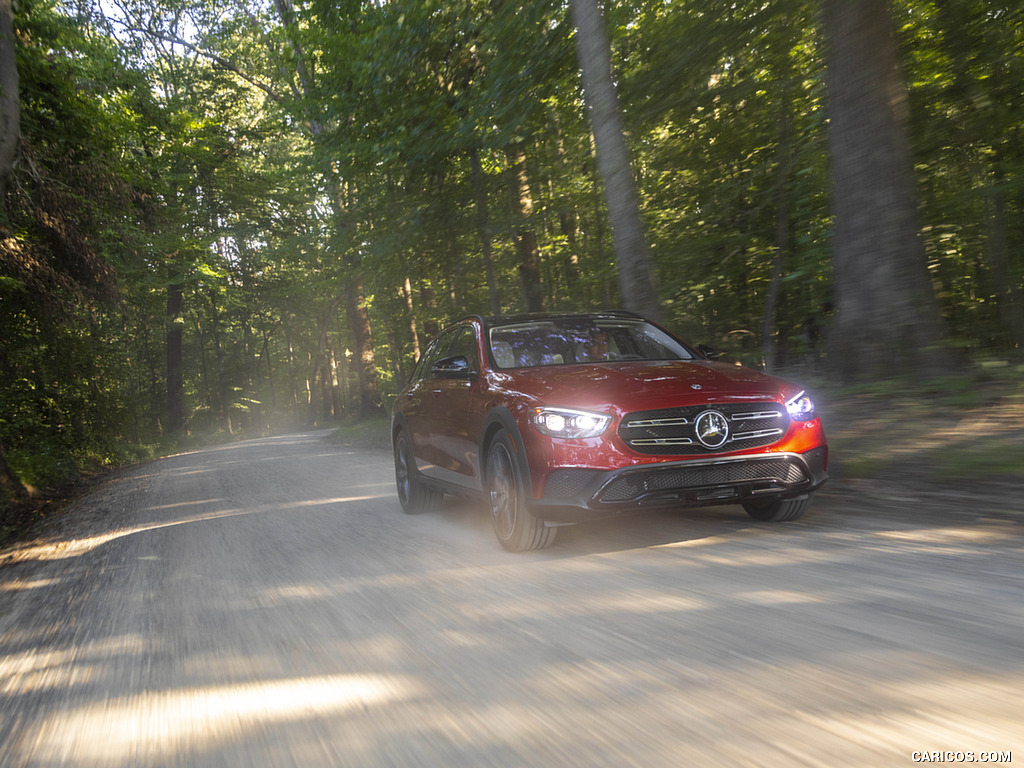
763,96,795,373
285,322,298,412
0,432,27,502
166,280,185,435
336,332,350,411
345,275,382,416
210,290,233,434
262,330,276,414
987,164,1024,348
586,133,613,307
470,147,502,315
305,351,316,426
0,0,19,212
329,348,343,418
193,315,211,410
422,284,440,338
569,0,660,320
822,0,945,381
319,353,332,423
507,143,545,313
549,107,581,295
243,324,256,432
762,248,786,373
316,292,345,421
403,277,421,363
383,297,407,387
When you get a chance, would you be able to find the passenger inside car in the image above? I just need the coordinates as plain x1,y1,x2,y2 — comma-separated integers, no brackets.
577,331,611,362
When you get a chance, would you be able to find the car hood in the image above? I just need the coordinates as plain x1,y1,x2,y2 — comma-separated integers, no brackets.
500,360,798,413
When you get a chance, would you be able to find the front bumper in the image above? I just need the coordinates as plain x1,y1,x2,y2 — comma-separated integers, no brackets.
529,446,829,523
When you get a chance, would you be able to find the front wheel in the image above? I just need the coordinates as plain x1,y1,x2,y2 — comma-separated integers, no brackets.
394,431,443,514
743,494,811,522
486,431,556,552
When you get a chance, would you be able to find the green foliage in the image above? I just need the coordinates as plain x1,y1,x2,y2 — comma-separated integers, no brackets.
1,0,156,504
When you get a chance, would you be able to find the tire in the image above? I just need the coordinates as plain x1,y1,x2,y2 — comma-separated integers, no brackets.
486,430,556,552
743,494,811,522
394,431,443,514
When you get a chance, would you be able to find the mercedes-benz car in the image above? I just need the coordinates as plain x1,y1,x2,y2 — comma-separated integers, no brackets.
391,311,828,551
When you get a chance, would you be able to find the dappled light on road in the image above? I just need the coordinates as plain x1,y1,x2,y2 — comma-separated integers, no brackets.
5,493,391,563
0,576,61,592
874,524,1018,546
1,636,148,696
19,674,421,766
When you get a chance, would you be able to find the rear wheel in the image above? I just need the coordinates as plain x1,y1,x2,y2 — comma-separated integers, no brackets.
743,494,811,522
486,430,556,552
394,431,443,514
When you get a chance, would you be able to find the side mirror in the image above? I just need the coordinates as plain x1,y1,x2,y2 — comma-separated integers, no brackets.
696,344,726,360
432,355,476,379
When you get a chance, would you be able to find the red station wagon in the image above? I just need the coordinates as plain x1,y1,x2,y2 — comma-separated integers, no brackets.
392,312,828,551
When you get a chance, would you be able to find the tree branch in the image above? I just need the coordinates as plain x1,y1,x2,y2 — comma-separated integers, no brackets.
120,26,288,106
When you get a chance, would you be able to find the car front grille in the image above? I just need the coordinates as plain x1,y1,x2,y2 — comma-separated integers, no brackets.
597,457,808,503
617,402,788,455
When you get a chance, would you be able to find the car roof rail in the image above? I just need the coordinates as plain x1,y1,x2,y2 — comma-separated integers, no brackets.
602,309,644,319
477,309,647,324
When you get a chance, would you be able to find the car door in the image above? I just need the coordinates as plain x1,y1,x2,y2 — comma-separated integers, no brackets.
401,331,454,476
427,323,485,490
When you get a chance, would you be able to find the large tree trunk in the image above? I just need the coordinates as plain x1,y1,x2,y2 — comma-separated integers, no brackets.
822,0,945,381
0,0,19,212
569,0,660,320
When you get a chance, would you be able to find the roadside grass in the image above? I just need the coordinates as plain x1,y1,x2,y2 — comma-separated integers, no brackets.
822,360,1024,485
331,413,392,451
936,438,1024,481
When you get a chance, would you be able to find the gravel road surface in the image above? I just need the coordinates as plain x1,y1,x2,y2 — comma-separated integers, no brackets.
1,430,1021,767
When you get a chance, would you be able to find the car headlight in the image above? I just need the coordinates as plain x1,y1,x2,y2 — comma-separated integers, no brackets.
785,391,816,422
531,407,611,439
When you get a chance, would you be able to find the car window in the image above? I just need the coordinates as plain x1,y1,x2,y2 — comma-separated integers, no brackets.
412,333,453,382
409,345,433,383
488,319,694,369
446,325,478,370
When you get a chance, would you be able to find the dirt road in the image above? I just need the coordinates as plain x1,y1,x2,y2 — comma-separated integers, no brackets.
1,431,1021,767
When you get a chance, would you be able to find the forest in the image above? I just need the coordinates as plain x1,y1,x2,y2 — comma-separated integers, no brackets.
0,0,1022,516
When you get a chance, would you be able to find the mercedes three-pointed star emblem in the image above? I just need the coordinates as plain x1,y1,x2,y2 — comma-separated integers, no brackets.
694,410,729,449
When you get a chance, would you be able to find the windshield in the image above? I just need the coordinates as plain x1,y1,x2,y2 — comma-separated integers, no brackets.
488,318,696,369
